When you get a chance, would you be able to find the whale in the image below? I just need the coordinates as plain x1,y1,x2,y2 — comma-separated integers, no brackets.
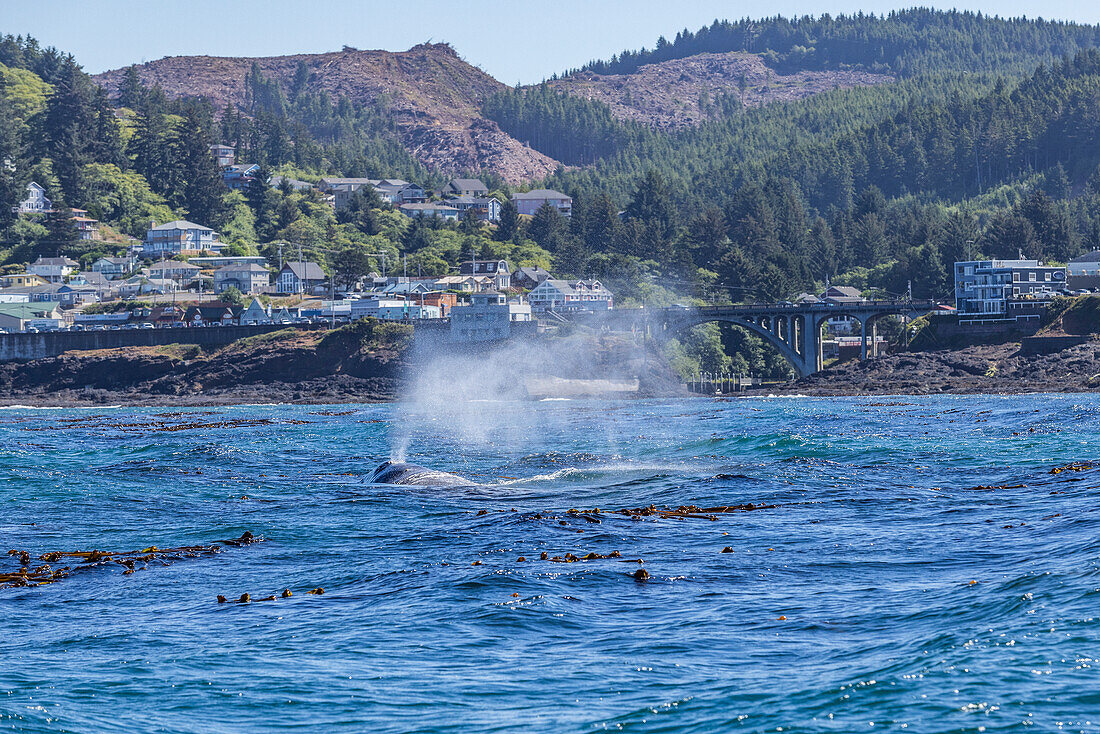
369,461,474,487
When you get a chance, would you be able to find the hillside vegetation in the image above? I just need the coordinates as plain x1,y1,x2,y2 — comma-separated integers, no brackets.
3,11,1100,380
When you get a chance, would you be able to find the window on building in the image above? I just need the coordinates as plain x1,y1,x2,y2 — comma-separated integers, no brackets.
1029,273,1036,282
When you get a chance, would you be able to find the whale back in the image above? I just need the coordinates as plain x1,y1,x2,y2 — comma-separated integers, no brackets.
370,461,473,486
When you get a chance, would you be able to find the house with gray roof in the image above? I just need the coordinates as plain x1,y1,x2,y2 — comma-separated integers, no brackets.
215,263,271,294
512,189,572,217
143,220,221,257
446,178,489,197
277,262,326,295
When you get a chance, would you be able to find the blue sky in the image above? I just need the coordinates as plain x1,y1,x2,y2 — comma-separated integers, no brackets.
6,0,1100,83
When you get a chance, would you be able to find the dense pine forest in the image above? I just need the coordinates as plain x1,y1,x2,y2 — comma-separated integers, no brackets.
2,9,1100,377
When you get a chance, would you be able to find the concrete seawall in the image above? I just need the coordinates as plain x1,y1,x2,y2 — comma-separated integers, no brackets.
0,325,308,362
1019,335,1092,355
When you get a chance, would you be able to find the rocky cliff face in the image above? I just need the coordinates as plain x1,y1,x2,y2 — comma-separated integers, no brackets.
94,44,896,180
94,44,558,183
547,52,894,129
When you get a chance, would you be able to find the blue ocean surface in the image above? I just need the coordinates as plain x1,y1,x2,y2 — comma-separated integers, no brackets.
2,395,1100,733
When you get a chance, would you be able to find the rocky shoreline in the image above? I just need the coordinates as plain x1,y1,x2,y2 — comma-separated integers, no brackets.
764,339,1100,397
0,331,1096,407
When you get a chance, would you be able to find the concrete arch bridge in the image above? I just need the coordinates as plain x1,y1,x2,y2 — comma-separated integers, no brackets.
565,300,938,377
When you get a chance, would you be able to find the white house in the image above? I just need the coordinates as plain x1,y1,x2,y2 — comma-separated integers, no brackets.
512,189,572,217
239,299,272,325
350,297,440,321
446,178,489,197
148,261,203,283
399,202,460,220
92,256,134,279
27,256,78,284
459,260,510,290
118,276,179,298
1069,251,1100,277
450,291,532,342
13,182,51,214
214,263,270,294
277,262,326,295
143,220,221,257
448,196,502,223
528,279,613,313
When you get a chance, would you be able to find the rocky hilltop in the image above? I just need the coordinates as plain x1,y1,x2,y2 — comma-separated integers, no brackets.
94,44,559,182
548,52,894,129
94,44,895,178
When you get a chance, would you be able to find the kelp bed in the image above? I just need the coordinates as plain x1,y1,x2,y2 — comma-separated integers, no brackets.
1,531,260,589
4,414,312,435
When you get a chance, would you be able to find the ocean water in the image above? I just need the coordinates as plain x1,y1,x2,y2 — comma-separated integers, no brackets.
2,395,1100,733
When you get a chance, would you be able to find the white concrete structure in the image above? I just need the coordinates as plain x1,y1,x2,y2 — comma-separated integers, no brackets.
450,291,532,342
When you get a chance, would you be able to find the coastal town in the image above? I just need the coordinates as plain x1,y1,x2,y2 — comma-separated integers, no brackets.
2,145,616,343
2,142,1098,373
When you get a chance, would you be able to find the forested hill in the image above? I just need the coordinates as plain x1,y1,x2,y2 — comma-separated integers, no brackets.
577,9,1100,77
94,44,558,183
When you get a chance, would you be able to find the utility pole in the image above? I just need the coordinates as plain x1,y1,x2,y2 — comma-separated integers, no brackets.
297,243,303,297
330,272,335,329
278,243,283,273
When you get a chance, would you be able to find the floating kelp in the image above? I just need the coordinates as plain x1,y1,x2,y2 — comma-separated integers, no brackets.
566,503,778,521
19,418,310,434
1,532,261,589
1049,462,1095,474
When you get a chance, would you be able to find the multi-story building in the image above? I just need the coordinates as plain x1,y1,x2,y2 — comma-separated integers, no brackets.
448,196,501,223
209,145,236,168
12,182,51,214
148,261,203,284
91,256,134,279
143,220,221,257
276,262,326,295
399,203,460,220
349,297,441,321
449,291,532,342
222,163,260,191
214,263,271,294
445,179,489,197
528,279,613,313
27,256,78,283
512,189,572,217
954,259,1067,323
459,260,510,290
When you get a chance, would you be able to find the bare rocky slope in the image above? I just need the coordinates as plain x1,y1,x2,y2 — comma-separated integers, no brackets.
94,44,558,183
548,52,894,129
95,45,895,178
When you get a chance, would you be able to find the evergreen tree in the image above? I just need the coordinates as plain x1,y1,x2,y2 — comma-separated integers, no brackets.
172,108,227,226
129,99,172,195
624,169,678,240
0,77,25,230
118,65,145,108
528,201,566,249
495,198,519,241
44,203,76,253
333,247,371,290
41,60,94,204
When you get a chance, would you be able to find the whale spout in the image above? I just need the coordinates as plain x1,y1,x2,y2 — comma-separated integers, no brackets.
369,461,474,486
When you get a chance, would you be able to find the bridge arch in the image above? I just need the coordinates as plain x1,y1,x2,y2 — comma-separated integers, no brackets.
660,314,817,378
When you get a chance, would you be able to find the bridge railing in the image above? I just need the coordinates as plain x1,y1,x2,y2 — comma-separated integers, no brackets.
586,300,940,316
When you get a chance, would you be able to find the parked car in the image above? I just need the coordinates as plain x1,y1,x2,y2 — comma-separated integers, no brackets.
138,322,154,329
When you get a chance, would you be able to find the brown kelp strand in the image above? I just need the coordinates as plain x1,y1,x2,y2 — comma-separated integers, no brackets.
18,418,311,434
567,503,778,521
1049,462,1096,474
1,532,261,589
